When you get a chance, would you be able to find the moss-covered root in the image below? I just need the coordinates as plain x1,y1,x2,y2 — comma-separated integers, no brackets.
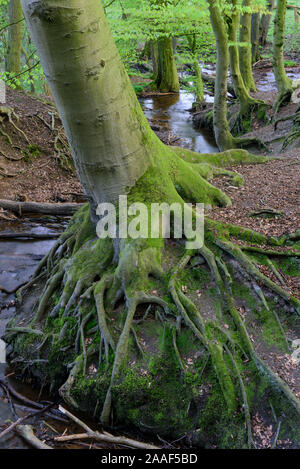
100,290,169,425
0,105,30,145
274,88,293,117
229,101,270,136
193,242,300,419
168,254,237,414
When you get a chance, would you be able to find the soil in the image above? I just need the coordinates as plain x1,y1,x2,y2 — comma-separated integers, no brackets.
0,88,82,206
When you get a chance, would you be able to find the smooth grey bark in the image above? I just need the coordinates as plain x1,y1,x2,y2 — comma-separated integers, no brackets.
206,0,235,150
20,0,159,219
251,13,261,63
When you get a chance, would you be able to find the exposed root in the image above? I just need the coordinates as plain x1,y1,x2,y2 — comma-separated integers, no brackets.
5,148,300,446
100,291,169,425
0,106,30,145
215,239,300,312
273,89,293,117
229,101,269,136
35,112,72,170
274,110,300,130
224,345,254,449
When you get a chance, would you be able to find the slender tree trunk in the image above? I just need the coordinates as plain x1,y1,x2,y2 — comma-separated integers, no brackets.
21,45,35,93
251,13,261,63
6,0,23,75
273,0,293,97
140,40,151,60
21,0,161,219
259,0,274,46
187,34,204,105
239,0,257,92
228,0,253,106
151,40,158,80
206,0,235,150
156,36,180,92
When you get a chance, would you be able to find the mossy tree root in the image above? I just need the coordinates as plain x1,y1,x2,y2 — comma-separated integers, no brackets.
229,101,270,136
7,218,300,444
273,88,294,117
0,106,30,145
6,147,300,446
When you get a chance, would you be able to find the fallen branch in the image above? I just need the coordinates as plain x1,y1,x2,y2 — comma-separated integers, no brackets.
271,420,282,449
16,425,53,449
55,406,160,450
0,232,60,239
0,402,54,439
0,199,83,216
0,378,67,422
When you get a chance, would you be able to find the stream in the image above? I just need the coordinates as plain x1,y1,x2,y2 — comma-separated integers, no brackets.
140,90,219,154
0,217,67,448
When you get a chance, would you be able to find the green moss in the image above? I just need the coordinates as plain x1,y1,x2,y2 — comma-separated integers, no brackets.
112,354,193,436
12,332,39,358
177,328,199,356
277,256,300,277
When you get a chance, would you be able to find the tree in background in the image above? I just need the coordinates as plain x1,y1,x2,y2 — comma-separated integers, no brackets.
259,0,274,46
239,0,257,91
227,0,267,134
273,0,294,111
6,0,23,76
206,0,267,149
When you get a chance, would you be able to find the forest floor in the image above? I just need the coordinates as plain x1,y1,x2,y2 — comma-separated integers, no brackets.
0,60,300,449
0,66,299,239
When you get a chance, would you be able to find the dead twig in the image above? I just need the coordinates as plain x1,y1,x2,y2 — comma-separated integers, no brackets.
0,402,54,439
16,425,53,449
55,406,160,450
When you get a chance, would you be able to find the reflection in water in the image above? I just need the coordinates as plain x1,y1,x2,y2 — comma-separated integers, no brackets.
140,91,219,154
256,67,300,92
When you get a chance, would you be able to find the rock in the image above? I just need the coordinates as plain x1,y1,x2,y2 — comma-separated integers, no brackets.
291,339,300,350
291,349,300,364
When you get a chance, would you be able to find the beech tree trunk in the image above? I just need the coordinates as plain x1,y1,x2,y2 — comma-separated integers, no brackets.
239,0,257,92
273,0,293,96
6,0,23,75
206,0,235,150
156,36,180,92
21,0,160,219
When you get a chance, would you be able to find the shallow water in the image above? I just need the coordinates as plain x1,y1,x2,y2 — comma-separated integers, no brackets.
140,91,219,154
0,217,67,448
256,66,300,92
